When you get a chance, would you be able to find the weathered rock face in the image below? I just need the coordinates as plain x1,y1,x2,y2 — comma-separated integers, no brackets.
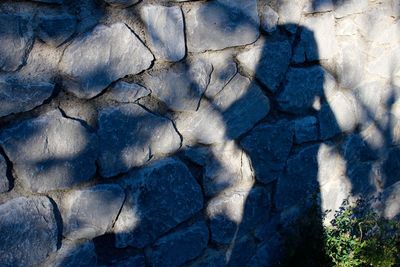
143,59,212,111
0,196,58,266
275,144,320,210
97,104,181,177
203,141,254,197
241,121,294,184
237,38,292,92
0,79,54,117
260,5,279,33
40,240,97,267
207,186,271,245
276,66,327,113
103,0,139,7
0,109,98,192
62,184,125,240
106,81,150,103
202,50,237,99
294,116,319,144
37,14,77,47
0,154,9,193
294,13,338,62
148,221,209,266
175,73,270,145
33,0,63,3
185,0,259,52
60,23,153,99
0,14,34,72
141,5,185,62
114,158,203,248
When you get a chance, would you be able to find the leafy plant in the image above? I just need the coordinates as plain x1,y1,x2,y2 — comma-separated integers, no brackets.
324,198,400,267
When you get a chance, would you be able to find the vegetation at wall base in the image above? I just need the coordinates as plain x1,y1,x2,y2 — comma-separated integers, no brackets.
281,197,400,267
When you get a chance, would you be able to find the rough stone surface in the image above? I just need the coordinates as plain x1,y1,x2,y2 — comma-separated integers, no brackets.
260,5,279,33
141,5,185,62
33,0,63,3
97,103,181,177
114,158,203,248
0,14,34,72
143,59,212,111
106,81,150,103
0,154,9,193
0,196,58,266
241,121,294,184
294,116,319,144
148,221,209,266
207,187,270,245
319,89,362,139
382,147,400,188
201,50,237,98
37,14,77,47
203,141,254,196
275,144,320,210
303,0,334,13
185,0,260,52
237,38,292,92
249,234,284,267
381,181,400,219
0,79,54,117
103,0,139,7
0,109,98,192
106,255,145,267
276,66,327,113
294,12,338,62
62,184,125,240
276,0,305,33
334,0,368,18
41,240,97,267
60,23,153,99
175,73,270,144
189,249,226,267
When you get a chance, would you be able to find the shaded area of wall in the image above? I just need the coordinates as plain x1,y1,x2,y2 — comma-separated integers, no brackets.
0,0,400,266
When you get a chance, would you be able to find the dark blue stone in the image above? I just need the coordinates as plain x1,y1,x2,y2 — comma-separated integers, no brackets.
241,121,294,184
148,221,209,266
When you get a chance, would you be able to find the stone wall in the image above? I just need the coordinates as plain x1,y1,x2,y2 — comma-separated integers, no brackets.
0,0,400,266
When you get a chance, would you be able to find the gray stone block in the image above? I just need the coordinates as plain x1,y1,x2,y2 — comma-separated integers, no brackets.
141,5,185,62
37,14,77,47
277,66,325,113
241,121,294,184
104,0,139,7
275,144,320,210
0,109,98,192
143,58,212,111
114,158,203,248
62,184,125,240
207,187,271,245
237,38,291,92
185,0,259,52
0,79,54,117
0,196,58,266
97,103,181,177
0,14,34,72
60,23,153,99
41,240,97,267
0,154,8,193
148,221,209,266
107,81,150,103
294,116,319,144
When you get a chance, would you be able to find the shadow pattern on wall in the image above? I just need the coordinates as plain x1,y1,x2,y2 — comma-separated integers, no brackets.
0,0,400,266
